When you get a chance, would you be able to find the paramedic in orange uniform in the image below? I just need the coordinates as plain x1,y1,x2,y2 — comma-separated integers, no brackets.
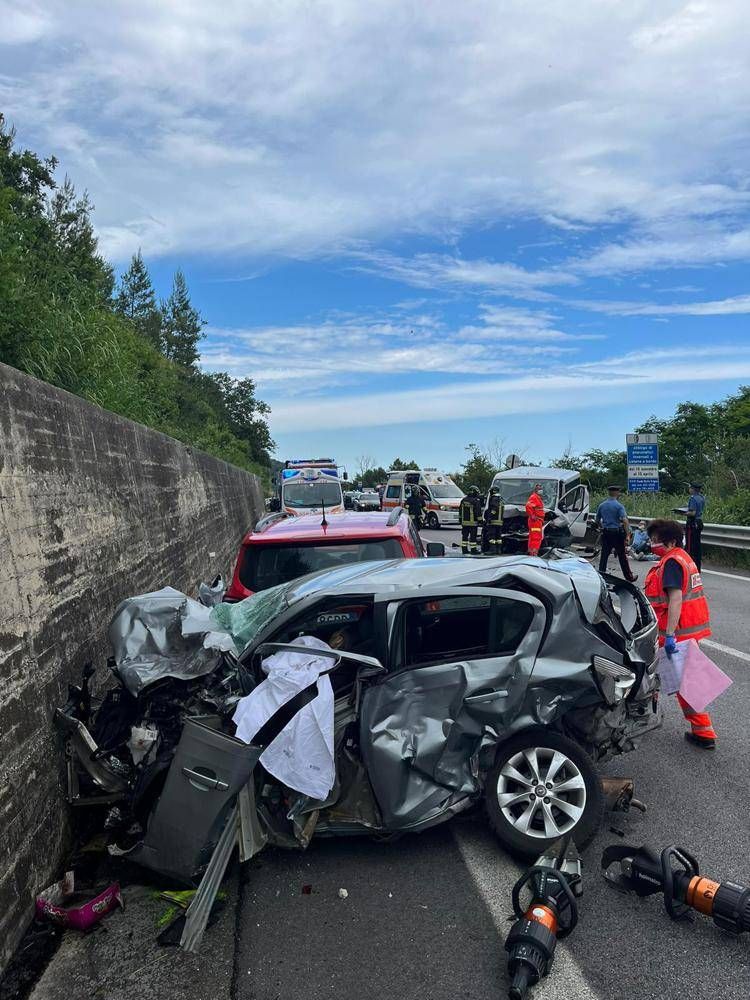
645,518,716,749
526,483,545,556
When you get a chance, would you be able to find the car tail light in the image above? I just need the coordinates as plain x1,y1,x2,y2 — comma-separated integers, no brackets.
592,656,636,705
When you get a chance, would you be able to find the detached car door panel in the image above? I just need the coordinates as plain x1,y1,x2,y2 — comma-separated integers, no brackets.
360,588,545,831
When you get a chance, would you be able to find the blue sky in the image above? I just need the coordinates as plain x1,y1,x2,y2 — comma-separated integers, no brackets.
3,0,750,474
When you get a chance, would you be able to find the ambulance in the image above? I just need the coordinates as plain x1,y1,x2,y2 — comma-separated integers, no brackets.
382,468,463,528
271,458,346,516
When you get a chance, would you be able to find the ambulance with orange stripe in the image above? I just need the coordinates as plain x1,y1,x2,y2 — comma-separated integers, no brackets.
271,458,347,516
381,468,463,528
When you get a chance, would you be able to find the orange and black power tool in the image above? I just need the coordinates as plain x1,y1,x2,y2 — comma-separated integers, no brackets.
504,838,582,1000
602,843,750,933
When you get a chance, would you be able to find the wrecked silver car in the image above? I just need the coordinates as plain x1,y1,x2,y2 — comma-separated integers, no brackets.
56,555,659,948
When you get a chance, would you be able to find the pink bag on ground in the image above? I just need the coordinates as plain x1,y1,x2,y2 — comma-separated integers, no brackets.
678,639,732,714
35,872,122,930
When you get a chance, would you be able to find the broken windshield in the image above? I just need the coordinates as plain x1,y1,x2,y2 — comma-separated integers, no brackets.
493,479,558,508
211,582,293,650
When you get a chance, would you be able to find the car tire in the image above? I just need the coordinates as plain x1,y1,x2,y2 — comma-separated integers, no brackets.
485,729,603,859
427,512,440,529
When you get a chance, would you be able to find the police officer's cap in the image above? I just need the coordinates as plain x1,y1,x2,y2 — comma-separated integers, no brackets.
607,484,623,492
690,482,703,490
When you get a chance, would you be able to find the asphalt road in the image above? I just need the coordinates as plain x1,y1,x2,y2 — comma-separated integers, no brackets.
235,531,750,1000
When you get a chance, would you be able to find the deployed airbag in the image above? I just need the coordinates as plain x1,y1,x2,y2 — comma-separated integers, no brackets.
233,636,335,801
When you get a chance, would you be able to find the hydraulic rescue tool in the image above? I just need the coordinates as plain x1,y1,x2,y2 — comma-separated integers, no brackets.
504,837,582,1000
602,843,750,934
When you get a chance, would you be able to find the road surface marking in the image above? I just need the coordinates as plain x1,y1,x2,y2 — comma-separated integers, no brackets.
452,825,599,999
703,639,750,663
703,569,750,583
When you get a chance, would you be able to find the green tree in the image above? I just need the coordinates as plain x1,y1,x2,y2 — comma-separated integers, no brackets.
162,268,204,368
0,117,274,482
114,250,163,351
388,457,420,471
454,443,495,494
361,466,388,488
637,403,719,491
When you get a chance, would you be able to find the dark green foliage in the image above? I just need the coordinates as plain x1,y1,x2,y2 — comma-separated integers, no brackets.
114,249,164,352
361,466,389,488
0,115,272,481
453,443,496,494
162,268,204,367
553,387,750,522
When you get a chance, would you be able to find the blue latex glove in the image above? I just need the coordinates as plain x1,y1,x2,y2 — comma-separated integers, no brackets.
664,635,677,658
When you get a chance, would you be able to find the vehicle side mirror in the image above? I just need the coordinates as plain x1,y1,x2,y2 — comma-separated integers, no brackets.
269,497,281,512
426,542,446,557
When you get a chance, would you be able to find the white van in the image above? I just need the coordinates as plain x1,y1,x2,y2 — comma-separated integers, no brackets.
382,468,463,528
487,466,590,545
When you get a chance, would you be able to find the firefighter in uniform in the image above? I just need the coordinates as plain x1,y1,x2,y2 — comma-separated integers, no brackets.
645,518,716,749
484,486,504,553
525,483,545,556
459,486,482,554
404,486,427,530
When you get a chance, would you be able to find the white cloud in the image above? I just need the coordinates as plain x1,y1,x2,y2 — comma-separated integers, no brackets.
573,293,750,316
3,1,750,261
201,303,588,387
350,250,576,294
576,225,750,276
267,348,750,433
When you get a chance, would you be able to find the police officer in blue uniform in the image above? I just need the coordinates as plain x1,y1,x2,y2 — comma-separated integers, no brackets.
685,482,705,570
595,485,637,581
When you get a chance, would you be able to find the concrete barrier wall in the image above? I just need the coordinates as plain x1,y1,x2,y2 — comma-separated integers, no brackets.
0,362,264,968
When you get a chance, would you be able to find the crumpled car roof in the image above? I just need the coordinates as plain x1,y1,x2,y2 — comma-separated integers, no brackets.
286,554,605,623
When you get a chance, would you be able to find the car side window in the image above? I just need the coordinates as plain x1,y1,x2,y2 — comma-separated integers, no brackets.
569,486,584,512
400,595,533,667
386,485,401,499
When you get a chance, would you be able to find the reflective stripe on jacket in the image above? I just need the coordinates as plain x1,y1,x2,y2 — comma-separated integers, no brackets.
485,497,504,525
644,547,711,645
459,496,482,526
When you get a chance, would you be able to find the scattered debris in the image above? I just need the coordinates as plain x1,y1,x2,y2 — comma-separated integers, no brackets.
35,872,122,930
338,888,349,899
301,884,313,895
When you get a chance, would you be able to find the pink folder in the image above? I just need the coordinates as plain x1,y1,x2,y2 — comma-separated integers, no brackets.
679,640,733,714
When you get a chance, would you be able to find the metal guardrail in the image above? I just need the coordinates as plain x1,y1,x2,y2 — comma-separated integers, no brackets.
586,514,750,551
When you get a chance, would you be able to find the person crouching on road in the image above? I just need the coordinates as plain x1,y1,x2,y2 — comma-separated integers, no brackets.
459,485,482,554
631,520,658,560
484,486,504,553
645,518,716,749
525,483,545,556
404,486,426,530
595,485,637,581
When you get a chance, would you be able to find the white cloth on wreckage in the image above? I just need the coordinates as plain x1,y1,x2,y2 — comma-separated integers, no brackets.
232,635,335,800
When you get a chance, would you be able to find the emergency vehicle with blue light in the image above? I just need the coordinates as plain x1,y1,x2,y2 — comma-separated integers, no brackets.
270,458,347,516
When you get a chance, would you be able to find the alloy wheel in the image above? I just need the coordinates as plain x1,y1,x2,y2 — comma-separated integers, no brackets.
495,746,587,839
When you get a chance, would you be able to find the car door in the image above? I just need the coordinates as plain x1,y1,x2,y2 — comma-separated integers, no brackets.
359,586,546,832
561,483,589,539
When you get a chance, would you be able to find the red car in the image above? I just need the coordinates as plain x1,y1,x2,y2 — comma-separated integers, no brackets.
224,510,442,601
